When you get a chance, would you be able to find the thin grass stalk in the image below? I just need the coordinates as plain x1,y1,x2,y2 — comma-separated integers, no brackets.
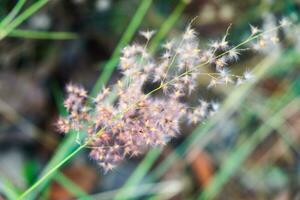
81,180,183,200
8,84,84,199
0,0,49,40
17,144,86,200
90,0,153,97
113,149,161,200
0,0,26,29
8,29,77,40
18,83,77,200
23,132,85,200
148,0,188,53
54,172,91,200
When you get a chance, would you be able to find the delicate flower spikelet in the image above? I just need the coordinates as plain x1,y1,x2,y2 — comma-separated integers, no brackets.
140,30,156,41
57,20,288,172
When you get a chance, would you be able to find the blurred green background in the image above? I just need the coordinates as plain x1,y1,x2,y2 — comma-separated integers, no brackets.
0,0,299,199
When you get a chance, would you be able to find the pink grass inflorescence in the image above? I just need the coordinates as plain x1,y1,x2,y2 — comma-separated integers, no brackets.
56,20,289,171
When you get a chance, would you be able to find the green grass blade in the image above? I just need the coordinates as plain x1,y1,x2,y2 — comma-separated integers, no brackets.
17,82,81,199
0,0,26,29
0,176,20,200
8,29,77,40
148,0,188,53
90,0,153,97
54,172,91,200
23,160,39,187
17,144,86,200
113,149,161,200
0,0,49,40
84,180,182,200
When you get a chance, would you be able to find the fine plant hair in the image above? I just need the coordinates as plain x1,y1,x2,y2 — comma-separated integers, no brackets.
56,18,291,172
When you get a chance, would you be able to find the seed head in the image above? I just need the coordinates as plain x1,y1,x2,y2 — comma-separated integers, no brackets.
55,19,290,172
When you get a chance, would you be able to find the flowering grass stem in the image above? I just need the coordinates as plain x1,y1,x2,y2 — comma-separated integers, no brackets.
18,15,286,200
18,144,86,200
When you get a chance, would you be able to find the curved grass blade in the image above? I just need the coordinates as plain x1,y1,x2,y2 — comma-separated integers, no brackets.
0,176,20,200
90,0,153,97
148,0,188,53
0,0,26,29
8,29,77,40
113,149,161,200
17,144,86,200
18,81,83,200
54,172,91,200
81,180,183,200
0,0,49,40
